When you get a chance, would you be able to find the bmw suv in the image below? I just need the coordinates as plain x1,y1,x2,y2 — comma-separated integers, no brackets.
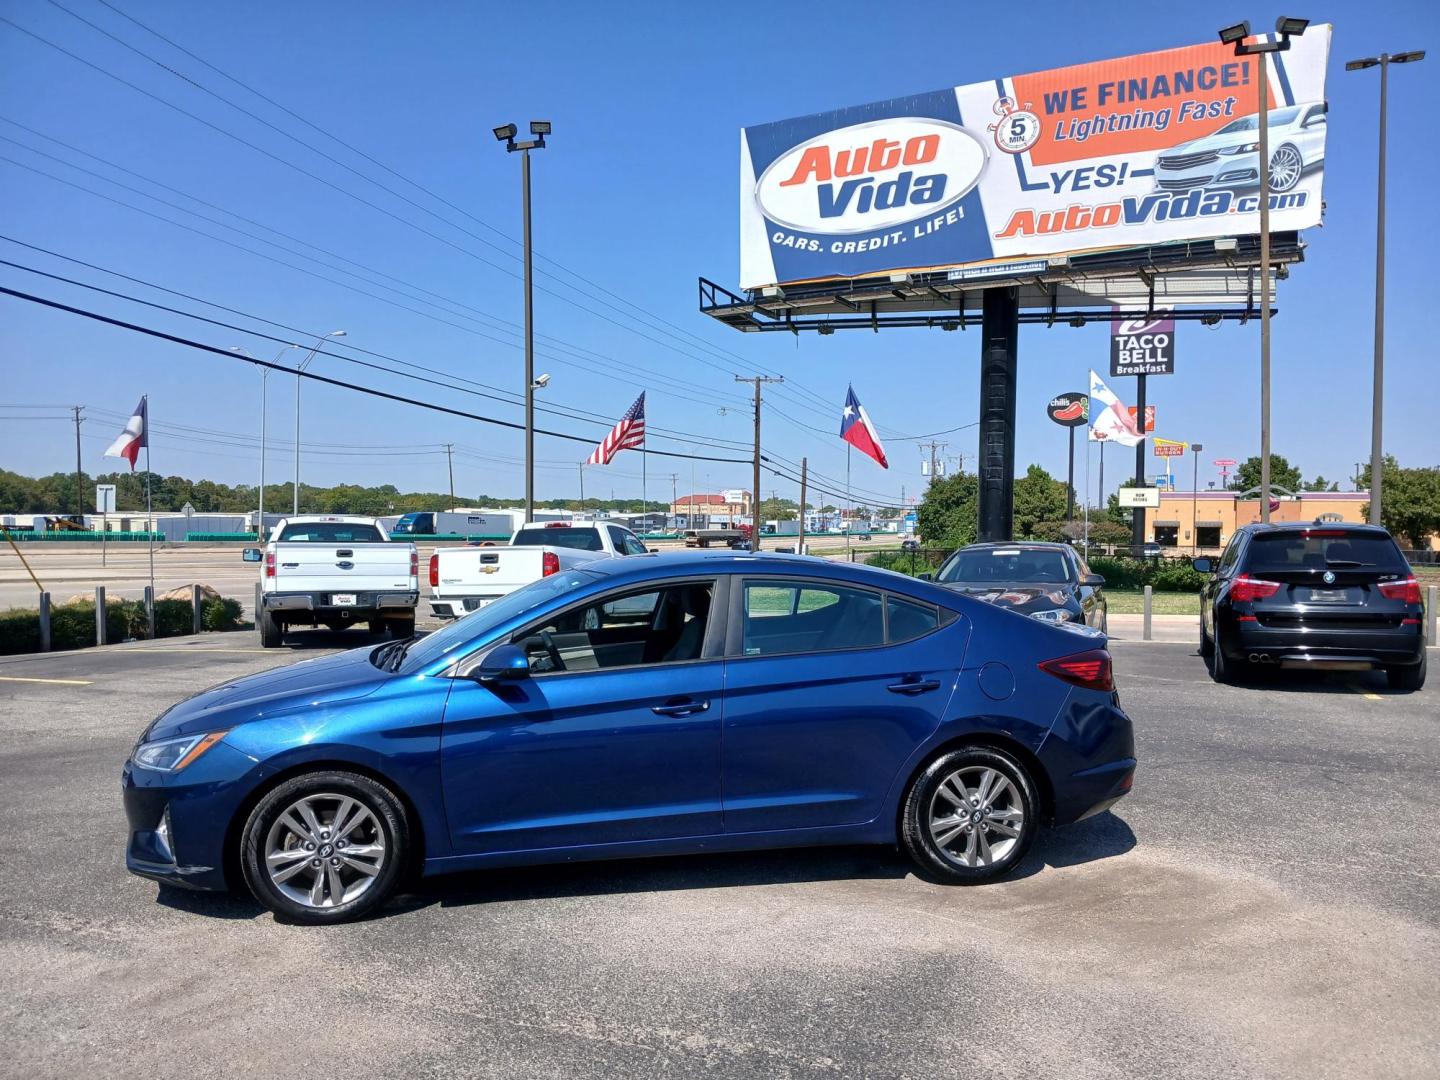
1194,522,1426,689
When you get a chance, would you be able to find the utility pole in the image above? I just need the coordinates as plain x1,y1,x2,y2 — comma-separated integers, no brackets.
920,440,947,485
72,405,84,520
578,463,585,507
442,443,455,507
798,457,808,554
669,473,678,532
735,375,783,551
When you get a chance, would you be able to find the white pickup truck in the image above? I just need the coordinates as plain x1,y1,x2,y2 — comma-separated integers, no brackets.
428,520,649,619
243,515,419,647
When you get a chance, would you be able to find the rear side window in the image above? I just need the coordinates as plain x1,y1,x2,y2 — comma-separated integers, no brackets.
1244,531,1407,573
887,596,939,643
742,581,883,656
513,527,604,551
277,523,384,542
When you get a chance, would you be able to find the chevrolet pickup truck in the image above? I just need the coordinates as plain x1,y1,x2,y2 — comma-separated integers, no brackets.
428,521,648,619
243,515,418,647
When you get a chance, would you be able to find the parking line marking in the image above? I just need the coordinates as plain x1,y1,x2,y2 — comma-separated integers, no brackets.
0,675,93,686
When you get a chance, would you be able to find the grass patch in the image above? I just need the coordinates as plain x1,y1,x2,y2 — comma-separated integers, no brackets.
1104,589,1200,615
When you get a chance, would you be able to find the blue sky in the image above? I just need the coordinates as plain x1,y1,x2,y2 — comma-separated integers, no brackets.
2,0,1437,512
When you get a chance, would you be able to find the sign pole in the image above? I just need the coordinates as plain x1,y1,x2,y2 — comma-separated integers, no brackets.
1066,426,1075,522
1130,373,1147,554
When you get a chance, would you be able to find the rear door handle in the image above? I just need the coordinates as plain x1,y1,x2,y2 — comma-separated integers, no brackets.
652,699,710,717
887,679,941,695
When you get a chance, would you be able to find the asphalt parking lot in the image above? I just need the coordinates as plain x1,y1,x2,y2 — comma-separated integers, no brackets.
2,633,1436,1078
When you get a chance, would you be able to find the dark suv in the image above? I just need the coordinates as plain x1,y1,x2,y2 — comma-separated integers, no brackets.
1194,522,1426,689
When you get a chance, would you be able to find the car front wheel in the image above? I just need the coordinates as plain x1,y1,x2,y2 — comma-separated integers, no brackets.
241,771,409,924
900,748,1038,883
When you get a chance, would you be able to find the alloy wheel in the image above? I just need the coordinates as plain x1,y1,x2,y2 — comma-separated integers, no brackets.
263,792,387,909
1269,146,1303,192
927,765,1026,868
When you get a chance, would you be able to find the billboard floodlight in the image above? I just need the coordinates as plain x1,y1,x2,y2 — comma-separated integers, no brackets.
1275,16,1309,36
1218,22,1250,45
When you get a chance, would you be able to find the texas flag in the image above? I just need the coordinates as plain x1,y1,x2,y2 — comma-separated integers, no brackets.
840,384,888,469
1088,372,1145,448
103,396,148,470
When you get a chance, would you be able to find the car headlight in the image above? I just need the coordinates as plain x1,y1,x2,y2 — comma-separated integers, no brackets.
132,730,228,772
1029,609,1075,623
1220,142,1260,155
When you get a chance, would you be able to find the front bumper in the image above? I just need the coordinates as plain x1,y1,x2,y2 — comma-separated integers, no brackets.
122,741,262,893
1221,613,1424,668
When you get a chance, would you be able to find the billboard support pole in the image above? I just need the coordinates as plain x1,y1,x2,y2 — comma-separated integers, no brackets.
1257,56,1273,524
977,287,1018,543
1130,374,1147,554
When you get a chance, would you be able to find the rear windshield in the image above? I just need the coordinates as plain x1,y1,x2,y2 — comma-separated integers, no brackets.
277,522,385,543
938,547,1074,584
1245,531,1407,572
512,527,603,552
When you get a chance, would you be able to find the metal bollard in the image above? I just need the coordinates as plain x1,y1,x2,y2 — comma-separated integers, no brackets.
39,591,52,652
192,584,203,635
96,585,107,646
144,585,155,640
1428,585,1437,646
1142,585,1153,641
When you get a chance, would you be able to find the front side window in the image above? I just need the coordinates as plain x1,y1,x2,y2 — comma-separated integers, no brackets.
512,581,715,673
742,580,883,656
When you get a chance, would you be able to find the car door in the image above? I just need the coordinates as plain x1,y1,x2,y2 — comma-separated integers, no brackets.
720,576,965,833
439,577,726,854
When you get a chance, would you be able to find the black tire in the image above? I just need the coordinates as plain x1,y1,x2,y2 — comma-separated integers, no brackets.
1099,609,1109,636
259,606,283,649
367,619,385,636
241,770,409,924
388,616,416,639
1386,651,1426,692
1211,631,1244,684
900,747,1038,884
1199,617,1214,658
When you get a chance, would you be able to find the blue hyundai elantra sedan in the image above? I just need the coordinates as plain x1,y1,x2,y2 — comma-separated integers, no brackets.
123,552,1135,923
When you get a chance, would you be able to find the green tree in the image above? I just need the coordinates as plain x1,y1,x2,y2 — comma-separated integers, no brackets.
1362,456,1440,549
1229,454,1303,493
915,472,979,548
1012,464,1069,537
1106,480,1138,526
757,497,798,522
1302,475,1338,493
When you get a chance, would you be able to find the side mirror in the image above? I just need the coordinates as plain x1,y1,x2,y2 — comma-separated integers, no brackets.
916,571,934,581
1191,558,1214,574
647,546,658,553
1082,573,1105,587
474,643,531,684
241,547,263,563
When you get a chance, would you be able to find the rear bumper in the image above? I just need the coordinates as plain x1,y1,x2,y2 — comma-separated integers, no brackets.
430,593,504,620
264,591,417,616
1222,616,1424,667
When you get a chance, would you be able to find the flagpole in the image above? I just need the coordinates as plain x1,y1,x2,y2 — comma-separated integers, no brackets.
144,395,154,625
845,444,852,556
1084,427,1091,554
642,447,648,537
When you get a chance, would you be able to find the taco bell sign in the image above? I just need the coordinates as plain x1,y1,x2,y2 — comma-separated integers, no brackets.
1110,310,1175,377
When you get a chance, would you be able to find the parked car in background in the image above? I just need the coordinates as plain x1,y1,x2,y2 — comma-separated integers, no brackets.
428,520,649,619
123,551,1135,923
1154,102,1326,194
927,542,1108,631
683,525,752,548
243,515,418,648
1196,522,1426,689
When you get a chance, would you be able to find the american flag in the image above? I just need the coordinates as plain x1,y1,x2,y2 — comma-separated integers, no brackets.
586,392,646,465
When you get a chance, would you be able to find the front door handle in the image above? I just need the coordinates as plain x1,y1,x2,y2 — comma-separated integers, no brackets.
887,679,941,695
652,699,710,717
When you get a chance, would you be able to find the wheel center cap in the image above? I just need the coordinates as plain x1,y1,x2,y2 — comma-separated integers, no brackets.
971,811,983,824
319,844,333,857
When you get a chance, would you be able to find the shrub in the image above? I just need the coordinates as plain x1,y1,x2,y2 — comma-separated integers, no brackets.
0,609,42,655
1089,556,1207,592
202,597,244,631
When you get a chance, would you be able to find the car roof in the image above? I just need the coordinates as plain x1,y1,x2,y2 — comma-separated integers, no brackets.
1240,522,1392,536
578,549,955,597
954,541,1074,552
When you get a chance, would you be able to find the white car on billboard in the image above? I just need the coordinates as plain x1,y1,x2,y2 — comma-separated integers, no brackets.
1152,102,1326,195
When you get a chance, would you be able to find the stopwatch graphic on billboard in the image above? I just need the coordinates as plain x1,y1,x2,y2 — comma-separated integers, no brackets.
739,27,1331,289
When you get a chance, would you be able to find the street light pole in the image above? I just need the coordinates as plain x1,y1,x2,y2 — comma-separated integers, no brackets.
1347,50,1425,524
495,121,551,523
293,331,346,516
1221,17,1309,525
233,345,300,537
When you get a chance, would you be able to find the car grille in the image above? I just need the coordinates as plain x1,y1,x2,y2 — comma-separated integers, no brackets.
1156,176,1214,192
1157,150,1220,170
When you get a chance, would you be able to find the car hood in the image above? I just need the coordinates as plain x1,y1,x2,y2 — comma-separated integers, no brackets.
1167,129,1265,155
144,646,390,741
938,582,1078,612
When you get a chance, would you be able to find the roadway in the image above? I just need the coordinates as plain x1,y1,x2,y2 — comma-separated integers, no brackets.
0,634,1435,1077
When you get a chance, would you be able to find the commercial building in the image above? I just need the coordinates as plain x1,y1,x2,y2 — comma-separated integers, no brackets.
1140,490,1371,553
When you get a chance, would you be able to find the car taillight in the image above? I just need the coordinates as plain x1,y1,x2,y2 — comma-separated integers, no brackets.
428,553,438,587
1378,577,1421,604
542,551,560,577
264,552,275,578
1038,649,1114,692
1229,574,1281,603
410,550,419,579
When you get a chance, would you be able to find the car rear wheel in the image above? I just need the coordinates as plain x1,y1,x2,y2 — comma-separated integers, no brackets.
258,607,283,648
1386,651,1426,692
241,771,409,924
900,748,1037,883
388,616,416,639
1199,617,1214,658
1210,631,1244,684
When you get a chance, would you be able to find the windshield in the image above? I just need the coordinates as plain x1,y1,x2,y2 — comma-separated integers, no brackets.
391,514,425,533
1217,107,1301,134
512,526,604,551
393,569,599,673
1246,531,1407,573
278,522,384,542
937,547,1074,585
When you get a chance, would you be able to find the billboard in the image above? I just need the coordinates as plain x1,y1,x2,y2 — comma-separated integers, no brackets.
1111,311,1175,376
1153,438,1187,458
1126,405,1157,432
740,27,1331,289
1046,392,1089,427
